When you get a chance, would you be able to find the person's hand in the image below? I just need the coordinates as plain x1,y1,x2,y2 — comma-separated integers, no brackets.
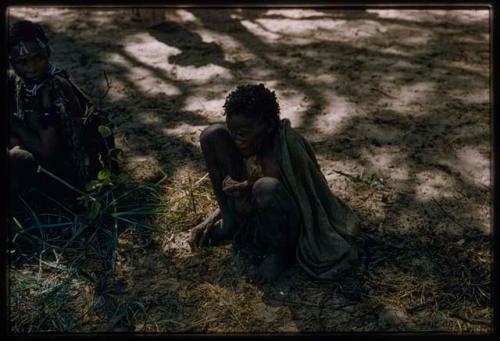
9,146,39,193
222,176,249,198
188,220,216,252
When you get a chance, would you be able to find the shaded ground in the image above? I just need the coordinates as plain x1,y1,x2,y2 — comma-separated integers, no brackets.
8,8,491,333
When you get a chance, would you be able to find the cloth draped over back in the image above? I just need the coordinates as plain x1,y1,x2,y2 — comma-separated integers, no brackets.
274,119,360,279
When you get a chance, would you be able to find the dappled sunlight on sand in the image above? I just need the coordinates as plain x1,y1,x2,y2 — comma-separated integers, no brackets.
362,146,410,182
443,146,490,189
312,95,359,137
414,170,458,202
389,82,437,112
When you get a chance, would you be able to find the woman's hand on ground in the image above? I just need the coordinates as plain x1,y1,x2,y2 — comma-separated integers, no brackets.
189,219,220,252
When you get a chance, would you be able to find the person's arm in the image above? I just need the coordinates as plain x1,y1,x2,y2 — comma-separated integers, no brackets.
43,76,83,119
10,116,58,167
12,75,83,168
34,76,84,167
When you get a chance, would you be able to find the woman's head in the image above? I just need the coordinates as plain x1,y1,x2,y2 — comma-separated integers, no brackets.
9,20,50,82
223,84,280,156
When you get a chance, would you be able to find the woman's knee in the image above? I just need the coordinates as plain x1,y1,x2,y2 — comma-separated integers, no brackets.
9,147,38,192
200,124,230,149
9,147,37,173
252,177,282,208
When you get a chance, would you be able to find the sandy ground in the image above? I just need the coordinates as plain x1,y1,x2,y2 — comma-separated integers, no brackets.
8,8,491,333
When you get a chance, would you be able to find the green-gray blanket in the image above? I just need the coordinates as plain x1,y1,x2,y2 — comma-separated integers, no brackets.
274,119,360,279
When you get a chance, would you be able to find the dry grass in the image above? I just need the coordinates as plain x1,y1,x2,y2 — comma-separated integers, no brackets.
8,165,492,334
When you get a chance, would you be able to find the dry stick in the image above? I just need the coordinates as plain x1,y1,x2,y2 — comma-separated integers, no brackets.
100,69,111,100
194,172,209,187
155,174,169,186
449,313,491,327
154,166,169,186
331,168,358,181
371,87,397,99
37,166,96,201
431,198,468,231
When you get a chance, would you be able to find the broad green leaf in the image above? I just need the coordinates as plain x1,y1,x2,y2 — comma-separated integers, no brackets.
98,125,112,138
97,169,111,181
87,201,102,221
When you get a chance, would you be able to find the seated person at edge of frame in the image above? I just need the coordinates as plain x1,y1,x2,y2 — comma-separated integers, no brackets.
189,84,360,284
8,20,116,200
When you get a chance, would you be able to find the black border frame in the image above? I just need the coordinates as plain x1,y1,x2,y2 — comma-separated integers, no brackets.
1,1,497,339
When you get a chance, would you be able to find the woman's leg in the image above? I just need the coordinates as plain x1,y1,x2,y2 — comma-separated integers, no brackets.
199,124,246,244
251,177,300,282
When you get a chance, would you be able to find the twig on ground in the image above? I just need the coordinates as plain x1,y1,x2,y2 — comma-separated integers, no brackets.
194,172,210,187
371,87,397,99
450,313,491,327
155,167,169,186
38,166,95,201
100,69,111,100
431,198,468,231
331,168,358,181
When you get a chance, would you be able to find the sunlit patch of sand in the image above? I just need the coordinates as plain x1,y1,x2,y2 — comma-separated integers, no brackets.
122,32,235,84
242,17,386,44
103,50,182,97
389,81,437,113
136,111,163,125
366,9,489,24
123,32,182,64
273,89,310,128
441,146,490,189
446,87,490,104
191,27,257,62
360,146,410,182
312,95,359,136
414,170,457,202
181,95,226,117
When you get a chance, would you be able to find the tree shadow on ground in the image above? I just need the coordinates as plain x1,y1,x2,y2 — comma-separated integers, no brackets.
149,22,233,69
175,8,490,331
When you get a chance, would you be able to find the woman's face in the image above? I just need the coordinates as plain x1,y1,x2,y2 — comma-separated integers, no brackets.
226,114,273,157
10,41,49,82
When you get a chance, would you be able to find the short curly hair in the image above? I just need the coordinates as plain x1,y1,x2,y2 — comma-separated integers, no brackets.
9,20,49,52
223,84,280,126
